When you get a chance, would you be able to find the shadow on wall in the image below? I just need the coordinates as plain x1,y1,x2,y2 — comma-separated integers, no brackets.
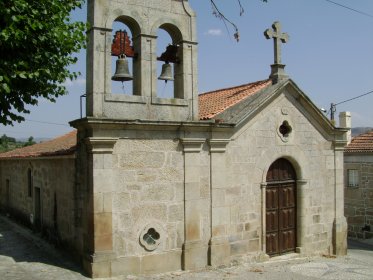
348,238,373,251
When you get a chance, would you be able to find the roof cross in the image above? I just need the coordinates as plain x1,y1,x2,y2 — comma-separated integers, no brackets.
264,21,289,65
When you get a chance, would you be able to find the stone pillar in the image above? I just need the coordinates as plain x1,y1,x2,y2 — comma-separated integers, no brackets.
260,183,267,253
339,112,351,144
208,139,230,266
85,25,110,117
176,41,199,120
333,140,348,255
296,179,308,254
181,138,208,270
143,34,156,100
84,137,117,278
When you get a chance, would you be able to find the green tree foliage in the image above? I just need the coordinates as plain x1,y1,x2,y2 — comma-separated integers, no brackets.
23,136,36,147
0,134,16,145
0,0,86,125
0,134,29,152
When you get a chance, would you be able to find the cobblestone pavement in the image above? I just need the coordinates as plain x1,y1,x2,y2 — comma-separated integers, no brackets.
1,215,373,280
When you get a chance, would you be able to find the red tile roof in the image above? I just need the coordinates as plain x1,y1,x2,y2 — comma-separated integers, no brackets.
198,79,272,120
345,130,373,153
0,130,77,159
0,79,273,159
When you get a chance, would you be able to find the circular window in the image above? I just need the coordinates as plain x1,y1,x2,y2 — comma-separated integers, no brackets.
277,120,292,142
279,121,292,137
143,228,160,246
139,225,162,251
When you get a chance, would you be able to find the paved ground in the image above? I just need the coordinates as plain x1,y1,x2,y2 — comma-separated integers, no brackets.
1,215,373,280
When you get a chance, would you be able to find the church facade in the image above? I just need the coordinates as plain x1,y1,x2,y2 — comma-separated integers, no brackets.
0,0,348,278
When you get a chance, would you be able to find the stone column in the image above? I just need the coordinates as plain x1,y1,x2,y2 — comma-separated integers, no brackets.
296,179,308,254
260,183,267,253
339,112,352,144
333,140,348,255
176,41,199,120
137,34,156,99
84,137,117,278
85,18,111,117
208,139,230,266
181,138,208,270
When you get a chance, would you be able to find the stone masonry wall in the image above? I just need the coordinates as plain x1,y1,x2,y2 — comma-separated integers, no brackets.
112,138,185,257
223,91,338,256
0,158,76,249
344,157,373,239
108,134,211,274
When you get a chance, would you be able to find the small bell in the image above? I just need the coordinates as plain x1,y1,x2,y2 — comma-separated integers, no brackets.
112,55,133,82
158,62,174,82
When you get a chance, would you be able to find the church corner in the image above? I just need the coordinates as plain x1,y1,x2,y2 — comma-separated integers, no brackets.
0,0,349,278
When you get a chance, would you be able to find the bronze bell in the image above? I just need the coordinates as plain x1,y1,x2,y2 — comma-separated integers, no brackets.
158,62,174,82
112,55,133,82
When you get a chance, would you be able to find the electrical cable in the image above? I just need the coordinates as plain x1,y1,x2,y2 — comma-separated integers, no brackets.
335,89,373,106
323,0,373,19
24,119,70,127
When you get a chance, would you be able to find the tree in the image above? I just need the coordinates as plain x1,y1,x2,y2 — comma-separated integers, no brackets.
210,0,268,41
23,136,36,147
0,0,86,125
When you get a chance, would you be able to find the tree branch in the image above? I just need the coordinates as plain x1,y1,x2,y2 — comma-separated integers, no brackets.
209,0,268,42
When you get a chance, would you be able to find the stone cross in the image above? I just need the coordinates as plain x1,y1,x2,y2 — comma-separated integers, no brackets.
264,21,289,65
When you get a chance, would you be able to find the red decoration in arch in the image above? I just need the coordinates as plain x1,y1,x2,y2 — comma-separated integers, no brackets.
111,30,135,57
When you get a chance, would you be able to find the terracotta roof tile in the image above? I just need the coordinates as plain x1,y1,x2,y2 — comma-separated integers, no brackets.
198,79,272,120
345,130,373,153
0,130,77,159
0,79,273,159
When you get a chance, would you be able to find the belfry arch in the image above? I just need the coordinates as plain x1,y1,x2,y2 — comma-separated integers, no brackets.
85,0,198,121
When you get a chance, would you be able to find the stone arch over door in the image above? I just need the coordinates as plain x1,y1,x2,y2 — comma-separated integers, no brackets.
265,158,297,256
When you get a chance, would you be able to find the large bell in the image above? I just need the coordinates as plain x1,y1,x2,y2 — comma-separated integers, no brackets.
112,55,133,82
158,62,174,82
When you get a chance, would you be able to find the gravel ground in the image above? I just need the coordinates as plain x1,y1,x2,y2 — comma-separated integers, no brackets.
1,215,373,280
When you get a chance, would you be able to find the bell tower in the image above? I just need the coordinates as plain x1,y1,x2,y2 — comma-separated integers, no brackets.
86,0,198,121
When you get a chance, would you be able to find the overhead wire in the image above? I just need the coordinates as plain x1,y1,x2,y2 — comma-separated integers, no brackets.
24,119,70,127
323,0,373,19
327,89,373,120
334,90,373,106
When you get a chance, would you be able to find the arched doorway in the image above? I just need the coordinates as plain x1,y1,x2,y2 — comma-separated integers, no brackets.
266,158,297,256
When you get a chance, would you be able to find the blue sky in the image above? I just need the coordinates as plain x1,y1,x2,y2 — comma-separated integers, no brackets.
1,0,373,139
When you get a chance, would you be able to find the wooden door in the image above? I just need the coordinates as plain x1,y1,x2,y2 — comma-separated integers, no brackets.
266,159,296,256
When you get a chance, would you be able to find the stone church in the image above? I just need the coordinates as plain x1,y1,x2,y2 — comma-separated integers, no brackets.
0,0,349,278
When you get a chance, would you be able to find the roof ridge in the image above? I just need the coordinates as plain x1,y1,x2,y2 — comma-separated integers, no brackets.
199,79,271,96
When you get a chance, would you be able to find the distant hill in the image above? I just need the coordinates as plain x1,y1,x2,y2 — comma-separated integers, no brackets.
352,127,373,137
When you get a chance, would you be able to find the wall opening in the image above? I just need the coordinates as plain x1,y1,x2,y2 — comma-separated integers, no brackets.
111,21,135,95
27,168,33,197
157,29,175,98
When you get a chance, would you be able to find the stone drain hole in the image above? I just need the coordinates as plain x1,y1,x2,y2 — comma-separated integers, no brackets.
143,228,160,245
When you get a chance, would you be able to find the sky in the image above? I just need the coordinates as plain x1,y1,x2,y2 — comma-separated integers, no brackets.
1,0,373,139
